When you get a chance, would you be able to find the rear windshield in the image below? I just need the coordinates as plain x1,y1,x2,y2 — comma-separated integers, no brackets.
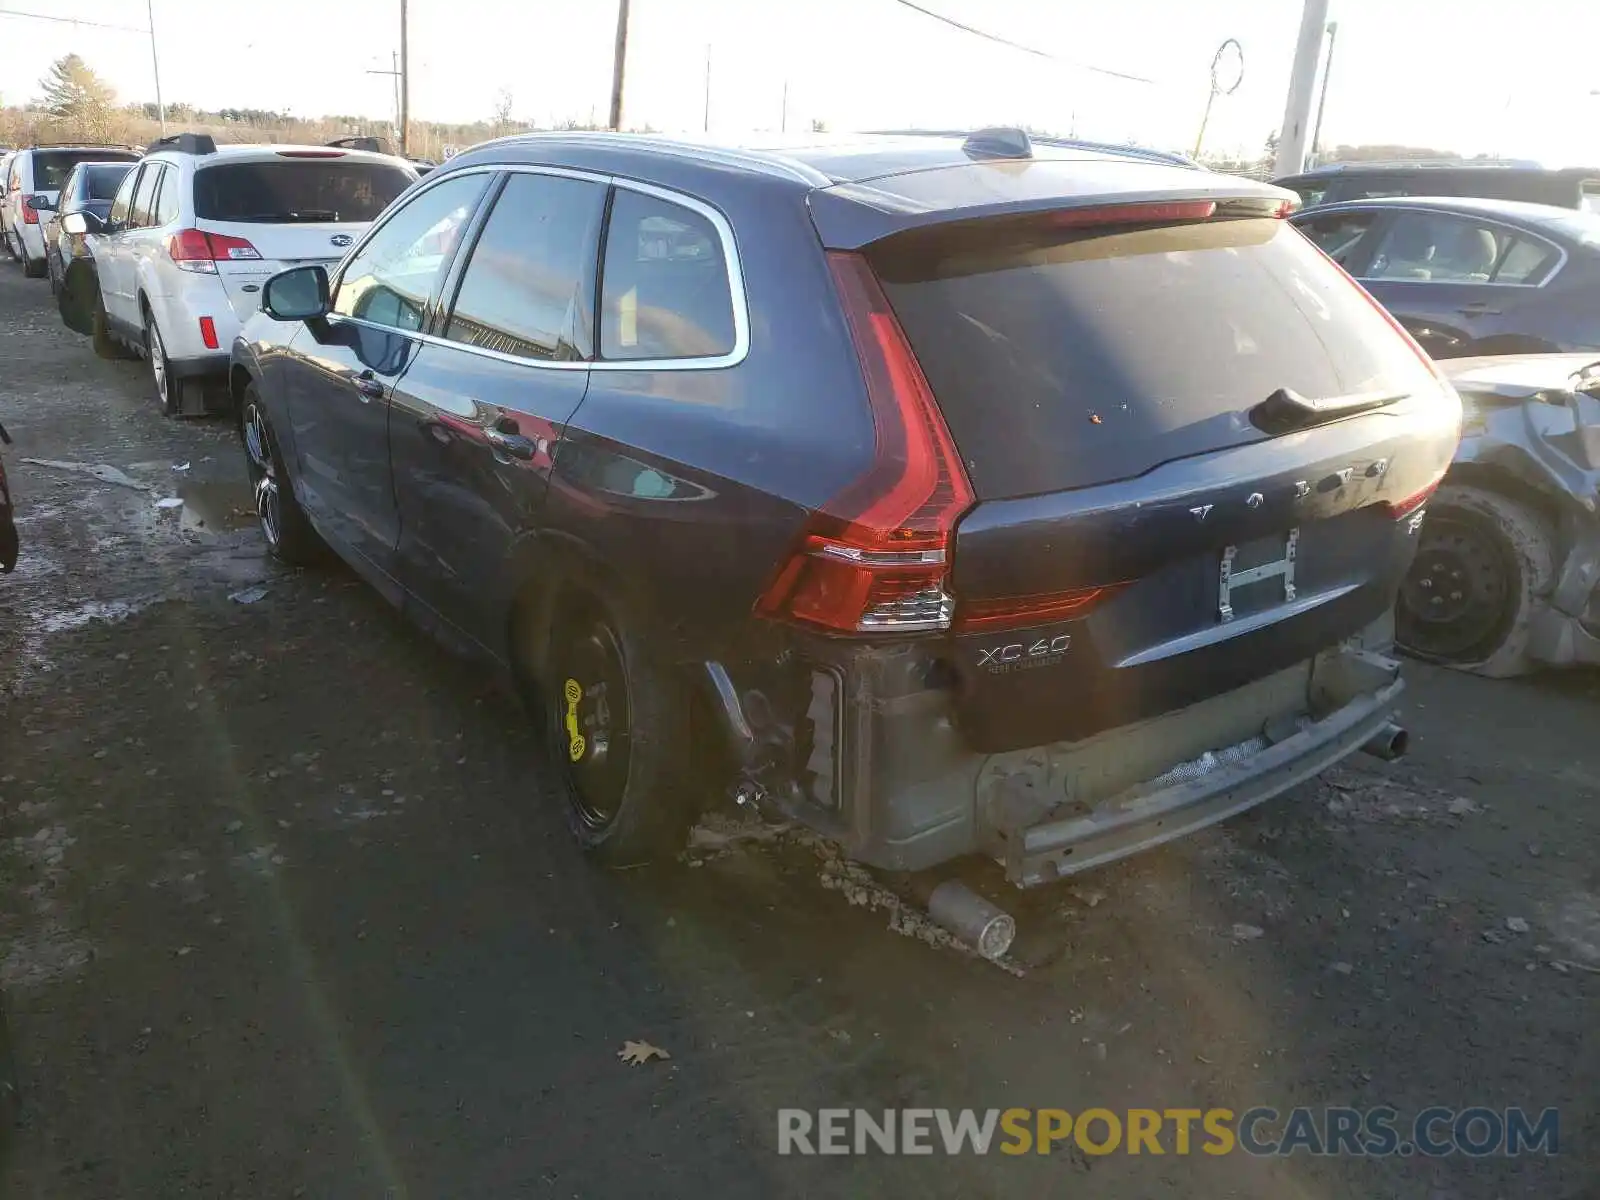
83,164,133,201
875,215,1439,498
34,149,138,190
193,160,412,223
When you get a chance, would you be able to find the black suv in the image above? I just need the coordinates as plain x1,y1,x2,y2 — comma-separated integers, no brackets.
230,130,1460,888
1276,161,1600,211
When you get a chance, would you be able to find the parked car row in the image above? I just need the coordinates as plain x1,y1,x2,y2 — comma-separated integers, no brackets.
21,126,1590,928
10,134,417,414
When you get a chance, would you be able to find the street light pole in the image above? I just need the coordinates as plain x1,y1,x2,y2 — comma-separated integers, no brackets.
399,0,410,156
146,0,166,136
1309,21,1339,166
1274,0,1332,177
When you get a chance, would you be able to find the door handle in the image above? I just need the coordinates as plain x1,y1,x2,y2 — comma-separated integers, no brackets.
352,370,385,401
1456,302,1501,315
484,426,537,461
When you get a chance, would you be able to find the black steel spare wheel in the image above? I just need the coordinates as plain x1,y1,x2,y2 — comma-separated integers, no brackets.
1396,483,1554,676
554,612,634,833
546,590,693,862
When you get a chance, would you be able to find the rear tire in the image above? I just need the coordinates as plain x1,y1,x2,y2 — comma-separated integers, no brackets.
90,285,130,359
1396,483,1555,677
144,308,196,418
240,382,321,565
546,586,694,865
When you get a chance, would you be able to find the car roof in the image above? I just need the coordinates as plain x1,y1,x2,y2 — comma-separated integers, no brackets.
1295,193,1592,226
458,129,1199,188
145,143,413,169
1279,159,1580,180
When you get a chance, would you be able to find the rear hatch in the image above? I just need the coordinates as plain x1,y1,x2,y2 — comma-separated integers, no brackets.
193,154,413,320
866,199,1461,752
30,148,139,206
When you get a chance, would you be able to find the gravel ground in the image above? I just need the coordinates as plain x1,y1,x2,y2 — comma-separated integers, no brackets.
0,262,1596,1199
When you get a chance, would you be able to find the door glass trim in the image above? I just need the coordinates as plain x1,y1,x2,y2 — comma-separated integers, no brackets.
330,161,751,372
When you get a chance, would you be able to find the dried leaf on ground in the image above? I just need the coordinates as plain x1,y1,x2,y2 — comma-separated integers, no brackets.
617,1039,671,1066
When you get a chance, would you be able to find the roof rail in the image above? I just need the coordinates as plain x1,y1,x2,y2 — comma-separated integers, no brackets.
146,133,217,156
327,135,395,155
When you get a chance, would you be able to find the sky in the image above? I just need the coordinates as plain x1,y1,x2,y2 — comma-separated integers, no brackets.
1,0,1598,163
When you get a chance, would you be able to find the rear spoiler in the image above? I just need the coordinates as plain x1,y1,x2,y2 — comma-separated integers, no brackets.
808,160,1297,251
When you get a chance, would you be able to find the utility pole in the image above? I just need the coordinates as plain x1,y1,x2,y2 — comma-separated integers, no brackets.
703,45,711,132
1309,21,1339,166
366,51,403,144
608,0,630,130
781,79,788,133
1274,0,1331,177
399,0,410,155
146,0,166,135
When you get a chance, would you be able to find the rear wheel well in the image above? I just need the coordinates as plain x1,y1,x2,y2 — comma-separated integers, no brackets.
1443,461,1563,534
229,365,255,411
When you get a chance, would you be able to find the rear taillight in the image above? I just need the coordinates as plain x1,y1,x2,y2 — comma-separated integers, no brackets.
755,251,975,635
954,584,1127,632
167,228,262,274
20,197,38,224
1383,478,1442,521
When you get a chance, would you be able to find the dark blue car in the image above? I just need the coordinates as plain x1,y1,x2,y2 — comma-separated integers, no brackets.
1292,195,1600,359
228,130,1459,894
40,160,134,304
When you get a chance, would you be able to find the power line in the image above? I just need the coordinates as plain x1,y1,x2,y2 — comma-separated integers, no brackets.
882,0,1155,84
0,7,148,33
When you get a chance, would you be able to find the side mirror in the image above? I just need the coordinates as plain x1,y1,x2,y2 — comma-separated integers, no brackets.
61,211,104,236
29,193,56,212
262,265,331,322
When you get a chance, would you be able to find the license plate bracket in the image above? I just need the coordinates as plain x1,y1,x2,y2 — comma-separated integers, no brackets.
1219,528,1299,623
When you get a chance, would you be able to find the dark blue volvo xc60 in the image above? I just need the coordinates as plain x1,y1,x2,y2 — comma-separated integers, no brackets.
229,129,1461,890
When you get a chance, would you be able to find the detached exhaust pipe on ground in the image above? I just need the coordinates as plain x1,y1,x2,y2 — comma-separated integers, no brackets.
926,880,1016,961
1361,721,1409,761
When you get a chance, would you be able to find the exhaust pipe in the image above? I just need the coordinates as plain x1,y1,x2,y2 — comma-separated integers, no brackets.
1361,721,1409,761
927,881,1016,961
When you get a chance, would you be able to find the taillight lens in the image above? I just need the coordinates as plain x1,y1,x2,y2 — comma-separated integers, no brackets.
755,251,975,635
20,197,38,224
167,228,262,274
954,584,1128,632
1383,478,1442,521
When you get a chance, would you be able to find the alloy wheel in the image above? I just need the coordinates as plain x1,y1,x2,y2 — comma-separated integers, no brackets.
242,403,282,548
147,318,168,404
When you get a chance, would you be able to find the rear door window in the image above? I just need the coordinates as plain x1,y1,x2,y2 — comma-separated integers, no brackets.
333,174,487,332
194,160,413,223
598,188,735,361
442,172,606,361
153,167,180,225
1365,211,1557,284
875,214,1439,498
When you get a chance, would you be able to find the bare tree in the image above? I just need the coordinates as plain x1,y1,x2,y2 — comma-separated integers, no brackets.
492,88,514,135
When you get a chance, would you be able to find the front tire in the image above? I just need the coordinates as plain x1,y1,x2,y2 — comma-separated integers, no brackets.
21,252,46,280
547,587,694,865
240,383,321,565
90,285,128,358
1397,483,1555,677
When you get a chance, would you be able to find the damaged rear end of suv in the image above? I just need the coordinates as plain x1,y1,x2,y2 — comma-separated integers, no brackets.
677,134,1461,892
